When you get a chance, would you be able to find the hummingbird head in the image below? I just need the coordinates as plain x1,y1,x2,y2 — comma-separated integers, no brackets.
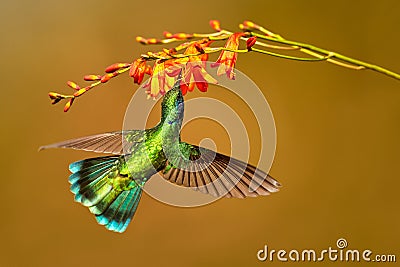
161,83,184,125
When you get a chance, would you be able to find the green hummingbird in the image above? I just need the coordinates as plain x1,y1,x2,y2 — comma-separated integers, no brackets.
40,82,281,233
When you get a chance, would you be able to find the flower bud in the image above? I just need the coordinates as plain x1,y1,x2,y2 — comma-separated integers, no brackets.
105,63,130,73
243,20,256,28
67,81,80,90
163,31,173,38
49,92,63,104
84,75,102,81
136,36,147,44
246,36,257,50
147,38,159,44
73,88,87,97
63,98,74,112
209,20,221,31
48,92,61,100
101,74,113,83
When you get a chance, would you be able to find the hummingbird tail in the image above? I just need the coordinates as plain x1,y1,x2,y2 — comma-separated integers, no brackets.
69,156,143,233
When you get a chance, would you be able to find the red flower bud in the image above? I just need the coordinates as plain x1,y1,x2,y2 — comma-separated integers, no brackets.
48,92,61,99
129,58,147,84
51,98,62,105
136,36,147,44
73,88,87,97
67,81,80,90
243,20,256,29
49,92,63,104
163,31,173,38
246,36,257,50
147,38,159,44
101,74,113,83
63,98,74,112
105,63,130,73
84,75,102,81
209,20,221,31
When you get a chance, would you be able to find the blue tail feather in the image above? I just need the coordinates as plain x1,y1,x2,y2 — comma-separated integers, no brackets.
69,163,114,185
99,190,131,230
114,187,142,231
119,188,142,231
89,189,119,215
69,157,118,173
68,156,143,233
95,185,143,233
80,180,113,207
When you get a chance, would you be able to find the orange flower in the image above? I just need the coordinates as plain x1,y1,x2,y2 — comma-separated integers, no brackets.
213,32,245,79
144,58,182,97
129,58,150,84
179,41,217,95
180,61,217,95
144,40,217,97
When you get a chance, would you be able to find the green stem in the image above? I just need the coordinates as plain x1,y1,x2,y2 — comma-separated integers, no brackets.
193,31,227,38
251,32,400,80
145,46,332,63
251,48,331,62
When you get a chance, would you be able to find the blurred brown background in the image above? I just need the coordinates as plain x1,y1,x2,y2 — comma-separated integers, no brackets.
1,0,399,266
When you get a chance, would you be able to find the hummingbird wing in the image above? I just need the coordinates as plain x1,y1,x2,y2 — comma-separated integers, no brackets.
161,142,281,198
39,130,145,155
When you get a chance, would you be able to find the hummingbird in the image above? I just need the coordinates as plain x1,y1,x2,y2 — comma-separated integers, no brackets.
40,82,281,233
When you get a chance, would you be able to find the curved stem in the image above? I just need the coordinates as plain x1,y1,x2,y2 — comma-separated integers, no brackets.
251,48,332,62
251,32,400,80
